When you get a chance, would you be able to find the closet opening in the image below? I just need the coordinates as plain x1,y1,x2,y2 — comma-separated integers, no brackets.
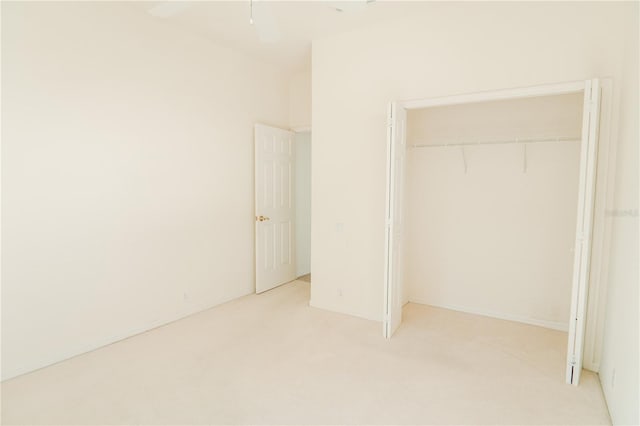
384,80,604,386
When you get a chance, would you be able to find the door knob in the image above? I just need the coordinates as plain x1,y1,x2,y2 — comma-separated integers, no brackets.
256,215,270,222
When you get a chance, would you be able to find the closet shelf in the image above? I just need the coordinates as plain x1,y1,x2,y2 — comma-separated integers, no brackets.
410,136,581,149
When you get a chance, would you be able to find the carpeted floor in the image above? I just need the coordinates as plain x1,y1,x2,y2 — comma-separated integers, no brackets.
1,280,610,425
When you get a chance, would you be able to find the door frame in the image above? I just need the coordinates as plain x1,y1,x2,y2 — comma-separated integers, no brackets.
386,79,615,385
384,102,407,339
254,123,297,294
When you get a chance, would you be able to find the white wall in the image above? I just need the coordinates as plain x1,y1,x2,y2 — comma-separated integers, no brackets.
405,94,583,330
290,69,312,277
311,2,638,422
295,132,312,277
1,2,289,381
311,2,635,322
289,69,311,130
598,6,639,424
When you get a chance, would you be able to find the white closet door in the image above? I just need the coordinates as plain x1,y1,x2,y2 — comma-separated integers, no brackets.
566,79,601,385
384,102,407,338
255,124,296,294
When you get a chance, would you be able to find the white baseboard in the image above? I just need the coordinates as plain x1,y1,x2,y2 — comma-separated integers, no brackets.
409,299,569,332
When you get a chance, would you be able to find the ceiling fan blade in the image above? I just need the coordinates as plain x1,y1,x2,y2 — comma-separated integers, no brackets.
148,1,192,18
252,1,280,44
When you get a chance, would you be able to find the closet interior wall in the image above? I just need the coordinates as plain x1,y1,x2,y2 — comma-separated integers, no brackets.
405,93,584,331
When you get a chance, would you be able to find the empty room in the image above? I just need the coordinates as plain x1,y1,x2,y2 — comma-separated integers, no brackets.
1,1,638,425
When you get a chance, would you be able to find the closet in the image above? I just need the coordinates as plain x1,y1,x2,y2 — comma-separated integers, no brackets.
384,80,602,386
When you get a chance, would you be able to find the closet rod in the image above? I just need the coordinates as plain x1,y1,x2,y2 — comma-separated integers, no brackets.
411,136,581,149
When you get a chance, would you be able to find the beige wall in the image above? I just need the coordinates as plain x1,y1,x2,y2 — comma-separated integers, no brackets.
405,94,583,330
1,2,289,380
311,3,637,422
311,1,632,320
407,94,583,144
295,132,312,277
289,69,311,130
598,6,639,424
290,70,312,276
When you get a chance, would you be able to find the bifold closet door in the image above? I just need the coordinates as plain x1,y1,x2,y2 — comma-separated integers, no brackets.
384,102,407,338
566,79,601,385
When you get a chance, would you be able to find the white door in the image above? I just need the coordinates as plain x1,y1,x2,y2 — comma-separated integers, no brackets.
255,124,296,294
566,79,601,385
384,102,407,338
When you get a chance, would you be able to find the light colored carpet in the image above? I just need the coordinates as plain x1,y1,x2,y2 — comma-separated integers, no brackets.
1,281,610,425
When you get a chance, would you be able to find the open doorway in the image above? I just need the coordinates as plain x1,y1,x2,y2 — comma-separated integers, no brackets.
295,131,312,283
384,80,608,386
254,125,311,294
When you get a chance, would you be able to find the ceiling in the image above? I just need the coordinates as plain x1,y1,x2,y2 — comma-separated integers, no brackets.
132,1,425,75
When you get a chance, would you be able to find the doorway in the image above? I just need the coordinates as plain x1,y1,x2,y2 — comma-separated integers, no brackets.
254,124,311,294
384,80,605,386
295,131,312,283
